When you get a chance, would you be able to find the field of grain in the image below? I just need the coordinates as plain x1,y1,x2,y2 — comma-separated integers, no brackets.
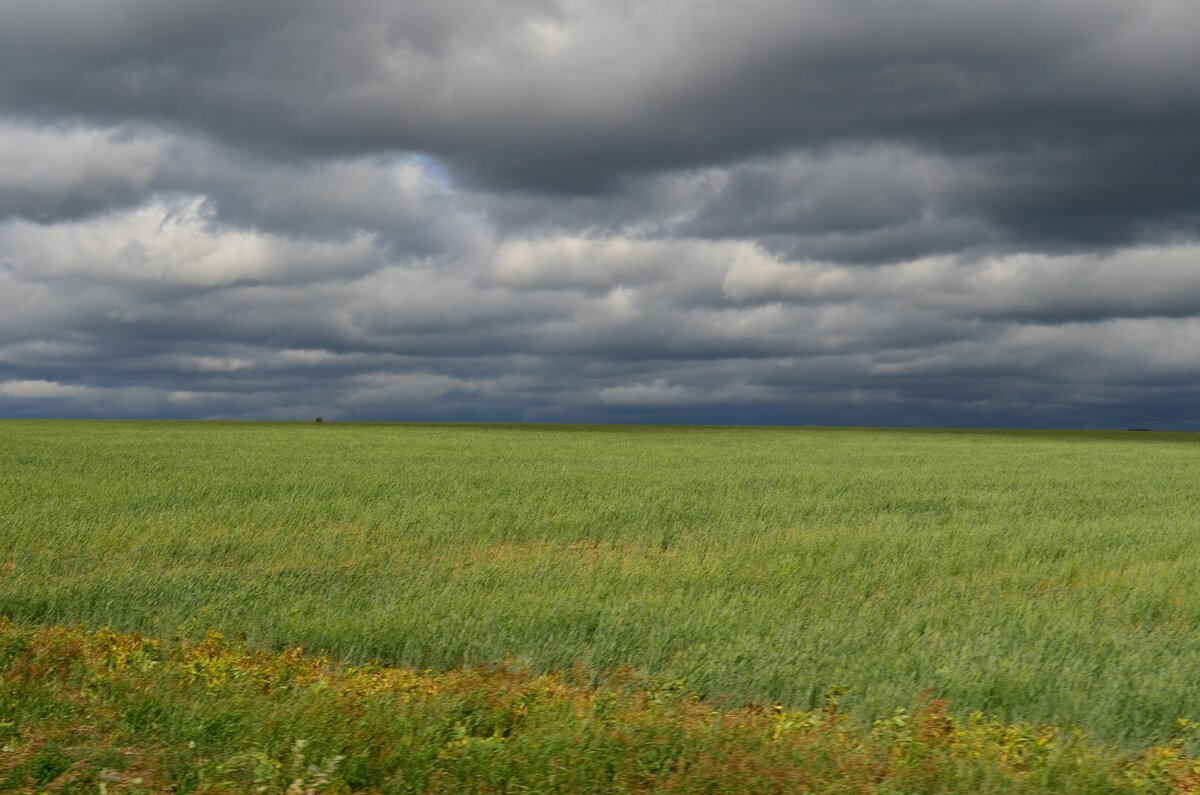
2,421,1199,790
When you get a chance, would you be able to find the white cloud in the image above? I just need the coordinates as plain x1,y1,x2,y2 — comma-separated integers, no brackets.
0,379,98,399
0,121,164,220
1,196,383,288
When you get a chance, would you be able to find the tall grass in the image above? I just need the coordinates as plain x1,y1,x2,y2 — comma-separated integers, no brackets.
2,621,1194,793
2,421,1199,745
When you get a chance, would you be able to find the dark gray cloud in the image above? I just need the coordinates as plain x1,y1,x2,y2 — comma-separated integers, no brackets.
1,1,1198,427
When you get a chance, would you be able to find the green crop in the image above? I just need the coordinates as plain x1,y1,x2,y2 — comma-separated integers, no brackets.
1,420,1198,748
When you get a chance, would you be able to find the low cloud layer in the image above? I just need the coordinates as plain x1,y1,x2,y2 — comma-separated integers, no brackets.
1,1,1198,427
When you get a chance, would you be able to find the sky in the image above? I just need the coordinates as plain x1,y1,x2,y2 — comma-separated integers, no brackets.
1,0,1198,427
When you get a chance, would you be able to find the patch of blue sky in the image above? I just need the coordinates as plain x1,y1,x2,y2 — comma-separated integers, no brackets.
409,152,453,190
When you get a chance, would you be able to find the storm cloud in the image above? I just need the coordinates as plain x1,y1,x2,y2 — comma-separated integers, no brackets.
1,0,1197,426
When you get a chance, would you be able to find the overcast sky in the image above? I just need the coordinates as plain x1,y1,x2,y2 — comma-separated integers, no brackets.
1,0,1198,427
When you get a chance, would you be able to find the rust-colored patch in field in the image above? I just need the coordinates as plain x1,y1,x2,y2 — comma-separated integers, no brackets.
318,523,374,541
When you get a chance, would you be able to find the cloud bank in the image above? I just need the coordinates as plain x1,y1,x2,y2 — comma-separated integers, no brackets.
1,0,1198,426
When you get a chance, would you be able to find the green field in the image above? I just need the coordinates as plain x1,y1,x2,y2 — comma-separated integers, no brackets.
2,420,1199,755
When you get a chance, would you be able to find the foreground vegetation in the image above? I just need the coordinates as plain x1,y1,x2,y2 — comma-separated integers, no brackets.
5,621,1200,794
1,421,1199,750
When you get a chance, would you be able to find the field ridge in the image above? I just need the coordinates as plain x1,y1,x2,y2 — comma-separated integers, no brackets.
3,620,1199,793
